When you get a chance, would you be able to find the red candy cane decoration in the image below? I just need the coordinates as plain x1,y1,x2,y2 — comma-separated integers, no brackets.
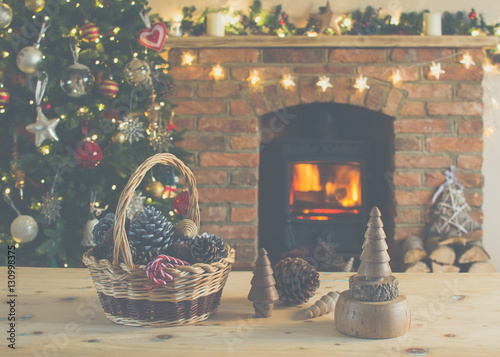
145,255,190,290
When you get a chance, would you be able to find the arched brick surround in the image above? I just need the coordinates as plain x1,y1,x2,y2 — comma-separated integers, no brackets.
167,47,484,268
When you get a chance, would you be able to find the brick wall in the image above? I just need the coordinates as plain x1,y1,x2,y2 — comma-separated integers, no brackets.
167,47,484,269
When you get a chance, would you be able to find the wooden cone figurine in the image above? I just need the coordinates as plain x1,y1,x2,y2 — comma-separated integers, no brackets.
335,207,411,339
248,248,279,318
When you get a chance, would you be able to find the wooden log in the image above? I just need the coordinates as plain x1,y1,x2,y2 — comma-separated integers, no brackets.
457,241,491,264
467,261,496,273
439,237,468,247
402,236,427,264
404,261,431,273
431,261,461,273
425,236,456,265
349,275,399,302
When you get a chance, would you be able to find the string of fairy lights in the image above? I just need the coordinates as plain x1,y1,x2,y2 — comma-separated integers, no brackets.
178,49,500,137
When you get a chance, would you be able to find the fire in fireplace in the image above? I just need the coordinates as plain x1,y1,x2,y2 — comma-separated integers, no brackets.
259,103,395,265
290,161,363,220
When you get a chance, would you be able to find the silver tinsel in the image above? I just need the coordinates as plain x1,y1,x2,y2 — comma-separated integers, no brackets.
127,190,146,218
119,114,146,144
40,191,62,224
148,128,173,153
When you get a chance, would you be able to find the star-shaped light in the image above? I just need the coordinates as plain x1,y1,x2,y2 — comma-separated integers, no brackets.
459,52,476,69
26,107,60,147
280,74,296,90
248,70,261,86
181,51,195,66
429,62,445,79
209,64,225,80
316,75,333,92
310,1,344,35
391,69,402,87
484,126,496,137
354,75,370,93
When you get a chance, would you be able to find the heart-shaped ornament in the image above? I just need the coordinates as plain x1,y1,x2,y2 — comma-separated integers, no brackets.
138,22,167,52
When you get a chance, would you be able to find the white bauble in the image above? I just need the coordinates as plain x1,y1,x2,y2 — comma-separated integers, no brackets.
11,215,39,243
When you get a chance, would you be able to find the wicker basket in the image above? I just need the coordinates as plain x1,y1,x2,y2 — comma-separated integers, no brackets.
83,153,235,327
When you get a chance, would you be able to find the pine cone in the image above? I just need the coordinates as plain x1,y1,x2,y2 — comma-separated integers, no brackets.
273,257,320,305
129,206,175,254
166,242,193,263
93,227,114,261
190,233,226,264
92,213,115,245
130,241,160,265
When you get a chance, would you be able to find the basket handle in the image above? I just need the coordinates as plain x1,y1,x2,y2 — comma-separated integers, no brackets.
112,153,200,266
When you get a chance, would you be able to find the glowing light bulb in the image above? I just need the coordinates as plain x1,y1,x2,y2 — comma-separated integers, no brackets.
316,76,333,92
391,69,402,87
181,52,195,66
390,16,400,25
343,18,352,27
354,75,370,93
210,64,225,80
484,126,496,137
247,70,261,86
429,62,445,79
483,60,494,72
255,16,261,24
280,74,296,90
459,52,476,69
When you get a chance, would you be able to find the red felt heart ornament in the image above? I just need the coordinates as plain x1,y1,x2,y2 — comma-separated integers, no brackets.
138,22,167,52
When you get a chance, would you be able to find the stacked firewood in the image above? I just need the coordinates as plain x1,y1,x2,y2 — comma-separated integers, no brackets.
401,236,495,273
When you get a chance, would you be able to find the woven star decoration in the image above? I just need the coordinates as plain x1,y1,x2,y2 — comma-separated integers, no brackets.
310,1,344,35
26,107,60,147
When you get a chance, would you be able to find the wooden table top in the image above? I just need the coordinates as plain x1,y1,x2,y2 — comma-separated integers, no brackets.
1,268,500,356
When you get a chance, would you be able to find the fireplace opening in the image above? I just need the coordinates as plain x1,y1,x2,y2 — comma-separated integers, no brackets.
259,103,395,266
290,161,363,220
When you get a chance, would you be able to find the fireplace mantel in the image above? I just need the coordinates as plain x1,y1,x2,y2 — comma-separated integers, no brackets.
165,35,498,49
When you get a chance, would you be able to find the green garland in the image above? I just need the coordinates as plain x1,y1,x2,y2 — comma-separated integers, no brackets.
176,2,499,56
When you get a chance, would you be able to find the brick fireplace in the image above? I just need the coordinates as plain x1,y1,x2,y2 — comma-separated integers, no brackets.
166,36,495,269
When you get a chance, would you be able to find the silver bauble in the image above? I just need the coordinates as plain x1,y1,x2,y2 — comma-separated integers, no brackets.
124,58,151,86
11,215,39,243
0,1,13,29
60,62,95,98
16,46,43,74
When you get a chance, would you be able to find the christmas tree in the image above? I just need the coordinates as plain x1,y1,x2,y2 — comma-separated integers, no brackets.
0,0,190,267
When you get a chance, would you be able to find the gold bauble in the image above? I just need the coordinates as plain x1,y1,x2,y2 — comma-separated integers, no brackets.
25,0,45,12
146,181,164,200
112,131,126,144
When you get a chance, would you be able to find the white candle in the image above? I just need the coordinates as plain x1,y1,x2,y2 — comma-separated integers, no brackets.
423,13,442,36
170,22,182,37
207,12,225,37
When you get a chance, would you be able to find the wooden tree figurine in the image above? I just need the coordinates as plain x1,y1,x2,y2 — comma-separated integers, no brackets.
335,207,411,339
248,248,279,318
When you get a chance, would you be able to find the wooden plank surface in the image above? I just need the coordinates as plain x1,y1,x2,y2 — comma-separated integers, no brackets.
1,268,500,355
164,35,498,48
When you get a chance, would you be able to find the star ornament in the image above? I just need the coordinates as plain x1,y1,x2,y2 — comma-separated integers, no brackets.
26,107,60,147
459,52,476,69
310,1,344,35
316,75,333,92
354,75,370,93
429,62,445,80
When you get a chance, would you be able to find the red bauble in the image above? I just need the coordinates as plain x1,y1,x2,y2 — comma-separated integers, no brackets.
75,139,102,169
99,79,119,99
80,22,100,42
469,10,477,20
173,191,189,217
0,87,10,107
